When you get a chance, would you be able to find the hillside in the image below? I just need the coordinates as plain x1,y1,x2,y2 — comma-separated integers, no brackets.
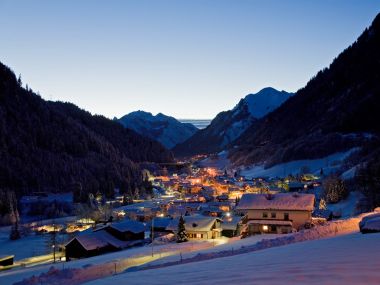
117,111,198,149
86,233,380,285
230,13,380,167
173,87,293,157
0,62,173,203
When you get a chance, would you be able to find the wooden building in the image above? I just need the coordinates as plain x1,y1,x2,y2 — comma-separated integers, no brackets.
237,193,315,235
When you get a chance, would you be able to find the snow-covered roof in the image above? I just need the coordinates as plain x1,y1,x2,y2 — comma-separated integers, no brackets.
221,216,242,230
166,216,221,232
247,220,293,226
109,220,145,234
237,193,315,211
0,255,14,262
149,217,172,229
66,230,132,251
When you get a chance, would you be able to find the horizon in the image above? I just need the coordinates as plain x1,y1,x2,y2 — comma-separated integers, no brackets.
1,0,380,119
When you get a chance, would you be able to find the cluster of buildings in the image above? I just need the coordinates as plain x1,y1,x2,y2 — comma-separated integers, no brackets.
62,167,320,261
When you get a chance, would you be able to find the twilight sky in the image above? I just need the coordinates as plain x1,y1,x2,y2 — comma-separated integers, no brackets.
1,1,379,119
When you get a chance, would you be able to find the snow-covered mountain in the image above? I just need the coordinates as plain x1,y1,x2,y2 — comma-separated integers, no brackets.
173,87,293,156
117,111,198,149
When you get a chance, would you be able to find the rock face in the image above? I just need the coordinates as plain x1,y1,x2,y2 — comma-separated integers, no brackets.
117,111,198,149
173,87,293,157
229,13,380,166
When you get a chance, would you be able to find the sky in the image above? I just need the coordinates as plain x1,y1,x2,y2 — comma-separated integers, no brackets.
1,1,379,119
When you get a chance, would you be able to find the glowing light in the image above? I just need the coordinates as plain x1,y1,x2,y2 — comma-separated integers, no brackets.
262,225,269,231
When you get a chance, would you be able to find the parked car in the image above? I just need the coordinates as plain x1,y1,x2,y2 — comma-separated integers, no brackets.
360,213,380,233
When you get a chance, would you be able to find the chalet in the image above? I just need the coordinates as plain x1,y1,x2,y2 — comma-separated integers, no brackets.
221,216,242,238
65,230,129,260
65,220,145,260
149,217,173,233
105,220,145,241
0,255,14,266
166,216,222,240
237,193,315,235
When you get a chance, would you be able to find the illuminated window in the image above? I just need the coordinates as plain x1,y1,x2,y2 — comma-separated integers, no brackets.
262,225,268,231
196,233,202,238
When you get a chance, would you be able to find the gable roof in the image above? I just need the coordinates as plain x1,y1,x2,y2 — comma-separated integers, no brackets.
237,193,315,211
166,216,221,232
66,230,130,251
109,220,146,234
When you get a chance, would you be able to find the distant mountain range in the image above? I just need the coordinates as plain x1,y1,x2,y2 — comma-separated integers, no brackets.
178,119,211,129
229,13,380,167
0,62,173,202
173,87,293,156
117,111,198,149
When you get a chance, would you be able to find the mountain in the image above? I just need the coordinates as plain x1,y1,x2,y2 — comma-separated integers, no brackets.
117,111,198,149
173,87,293,156
0,61,173,204
229,13,380,167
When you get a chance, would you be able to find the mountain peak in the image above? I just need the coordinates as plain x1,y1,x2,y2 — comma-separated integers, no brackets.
242,87,294,119
118,111,198,149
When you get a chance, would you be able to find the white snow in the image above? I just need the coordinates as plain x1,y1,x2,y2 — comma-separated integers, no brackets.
327,191,363,218
6,211,374,285
85,232,380,285
237,193,315,211
361,216,380,231
242,87,293,119
241,148,359,178
198,150,230,169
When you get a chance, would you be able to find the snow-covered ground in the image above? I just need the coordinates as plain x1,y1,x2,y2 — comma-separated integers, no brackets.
0,238,224,285
0,227,50,260
327,191,363,218
86,232,380,285
241,148,358,178
5,212,371,285
0,216,76,262
198,150,230,169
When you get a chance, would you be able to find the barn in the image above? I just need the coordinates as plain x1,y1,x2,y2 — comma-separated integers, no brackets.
105,220,145,241
65,230,129,260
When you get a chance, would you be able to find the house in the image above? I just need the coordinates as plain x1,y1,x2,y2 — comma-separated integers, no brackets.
221,216,242,237
65,220,145,260
105,220,145,241
0,255,14,266
148,217,173,233
237,193,315,235
65,230,129,260
166,216,222,240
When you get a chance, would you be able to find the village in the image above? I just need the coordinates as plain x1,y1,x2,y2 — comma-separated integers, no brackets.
0,157,332,267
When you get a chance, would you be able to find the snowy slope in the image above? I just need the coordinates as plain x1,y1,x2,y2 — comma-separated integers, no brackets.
86,232,380,285
117,111,198,149
240,87,293,119
240,148,358,178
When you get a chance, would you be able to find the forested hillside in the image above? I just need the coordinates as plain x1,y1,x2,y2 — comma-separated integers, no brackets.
230,13,380,167
0,62,173,205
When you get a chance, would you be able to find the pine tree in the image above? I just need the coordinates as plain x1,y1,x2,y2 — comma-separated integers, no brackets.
176,215,188,243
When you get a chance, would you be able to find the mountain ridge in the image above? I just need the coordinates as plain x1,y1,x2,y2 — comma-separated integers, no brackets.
0,62,173,202
229,13,380,167
173,87,293,157
117,110,198,149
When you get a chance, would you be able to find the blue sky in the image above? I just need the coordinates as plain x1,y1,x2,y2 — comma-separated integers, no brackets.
1,0,379,119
